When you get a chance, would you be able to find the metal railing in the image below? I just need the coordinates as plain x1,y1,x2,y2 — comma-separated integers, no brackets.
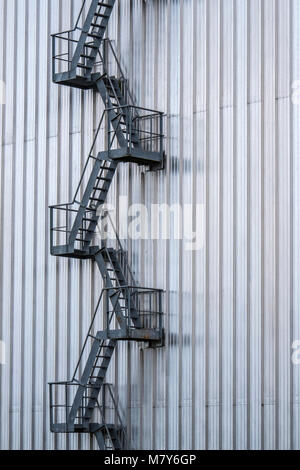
98,210,137,288
98,383,129,449
52,31,103,78
49,107,107,252
49,381,127,446
101,38,136,108
70,285,163,385
106,104,164,156
49,105,164,253
51,0,105,79
49,283,163,433
105,286,164,335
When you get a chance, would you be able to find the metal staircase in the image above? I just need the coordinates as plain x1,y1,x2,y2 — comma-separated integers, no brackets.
52,0,116,88
49,0,165,450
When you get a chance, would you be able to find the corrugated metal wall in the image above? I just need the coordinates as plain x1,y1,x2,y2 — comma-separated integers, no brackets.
0,0,299,450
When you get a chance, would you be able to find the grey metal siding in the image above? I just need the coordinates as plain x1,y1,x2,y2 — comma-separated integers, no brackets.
0,0,299,450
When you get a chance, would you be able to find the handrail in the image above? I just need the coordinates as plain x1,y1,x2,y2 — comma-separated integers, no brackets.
72,283,164,383
72,111,106,204
49,104,163,212
72,289,104,381
102,285,164,294
49,380,76,386
96,398,115,449
75,0,88,30
101,39,137,110
102,211,137,287
50,0,88,37
106,384,129,447
49,109,106,211
51,29,77,38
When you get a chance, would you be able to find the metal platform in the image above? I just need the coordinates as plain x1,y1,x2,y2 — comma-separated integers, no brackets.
49,0,165,450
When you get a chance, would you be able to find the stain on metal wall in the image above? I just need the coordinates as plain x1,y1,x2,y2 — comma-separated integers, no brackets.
0,0,299,450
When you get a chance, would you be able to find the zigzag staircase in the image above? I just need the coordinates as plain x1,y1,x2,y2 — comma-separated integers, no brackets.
49,0,164,450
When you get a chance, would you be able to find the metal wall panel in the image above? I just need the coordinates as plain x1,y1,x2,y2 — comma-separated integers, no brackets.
0,0,299,450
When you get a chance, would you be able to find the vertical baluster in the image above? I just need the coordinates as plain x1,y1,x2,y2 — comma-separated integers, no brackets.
160,113,163,158
52,36,56,79
102,385,106,426
65,206,68,246
68,32,71,73
159,291,162,335
65,385,68,426
49,384,53,429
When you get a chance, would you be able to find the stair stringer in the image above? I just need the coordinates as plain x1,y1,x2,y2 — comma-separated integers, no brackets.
106,249,142,328
68,333,108,426
68,151,117,251
71,0,116,77
94,251,129,331
95,78,129,148
80,338,117,427
49,0,165,450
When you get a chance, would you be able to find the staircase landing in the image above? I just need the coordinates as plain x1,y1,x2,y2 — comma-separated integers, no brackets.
53,72,101,90
50,245,99,259
51,422,121,434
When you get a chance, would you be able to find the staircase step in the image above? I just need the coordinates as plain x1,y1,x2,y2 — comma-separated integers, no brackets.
90,24,106,31
99,166,115,172
84,44,98,49
95,177,112,183
77,63,93,69
98,2,113,8
88,383,102,388
96,174,114,179
91,20,108,27
78,228,94,233
90,197,106,202
87,33,102,39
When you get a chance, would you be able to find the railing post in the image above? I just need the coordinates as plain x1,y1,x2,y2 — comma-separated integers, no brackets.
50,207,53,252
126,108,129,153
68,32,71,73
159,292,163,335
104,278,109,335
160,113,163,158
65,384,68,426
129,107,132,152
52,36,56,80
65,206,68,247
102,384,106,425
107,109,110,157
103,38,108,73
49,384,53,429
127,288,130,332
